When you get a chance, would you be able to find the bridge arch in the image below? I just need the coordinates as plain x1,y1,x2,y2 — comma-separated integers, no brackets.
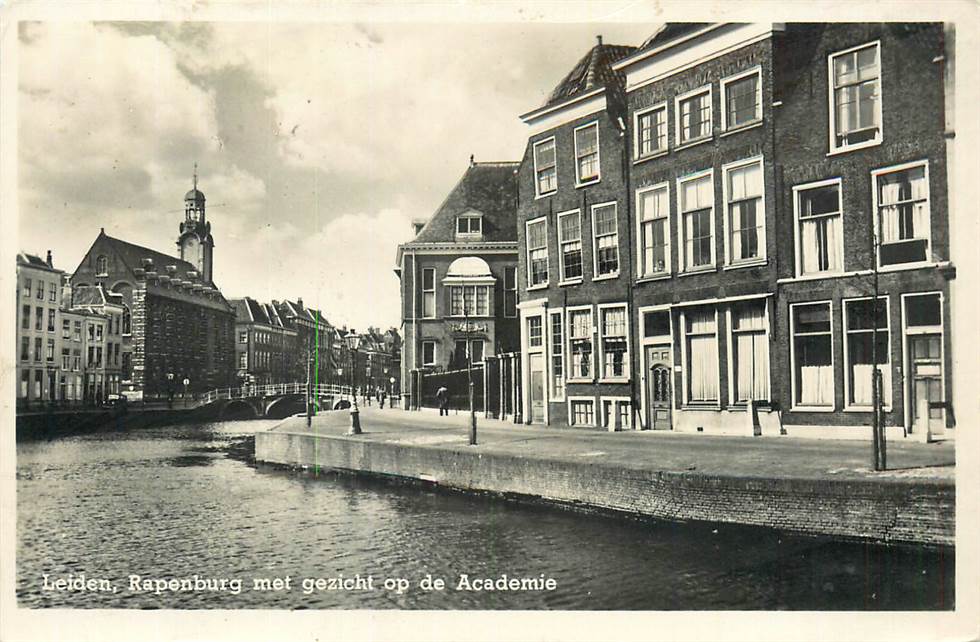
264,394,306,419
219,399,258,420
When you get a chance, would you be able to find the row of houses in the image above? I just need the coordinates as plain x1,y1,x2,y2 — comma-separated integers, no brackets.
398,22,961,441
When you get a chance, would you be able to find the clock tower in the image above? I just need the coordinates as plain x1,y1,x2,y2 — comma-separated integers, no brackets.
177,164,214,284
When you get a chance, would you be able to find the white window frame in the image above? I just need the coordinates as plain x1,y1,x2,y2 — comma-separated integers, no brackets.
503,266,518,318
455,214,483,238
567,395,597,428
591,201,620,280
900,291,945,433
573,121,601,187
676,169,716,273
599,396,632,432
533,136,558,198
597,302,630,383
636,182,671,278
789,300,836,412
548,309,566,402
634,102,668,160
720,66,763,132
725,298,771,406
566,305,595,383
421,340,437,367
828,40,883,155
792,177,845,278
679,307,721,407
675,84,713,146
448,284,492,318
421,267,436,319
557,209,584,285
871,160,932,270
527,315,544,349
722,156,767,267
525,217,549,289
843,296,892,411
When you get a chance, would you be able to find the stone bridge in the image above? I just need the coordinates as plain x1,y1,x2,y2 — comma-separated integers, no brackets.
198,383,355,420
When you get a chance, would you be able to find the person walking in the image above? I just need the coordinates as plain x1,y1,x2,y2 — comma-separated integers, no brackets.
436,386,449,416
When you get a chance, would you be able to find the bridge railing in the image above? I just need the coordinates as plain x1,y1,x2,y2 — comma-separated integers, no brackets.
199,383,353,405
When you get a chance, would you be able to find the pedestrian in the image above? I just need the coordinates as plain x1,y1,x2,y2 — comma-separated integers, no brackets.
379,390,386,409
436,386,449,416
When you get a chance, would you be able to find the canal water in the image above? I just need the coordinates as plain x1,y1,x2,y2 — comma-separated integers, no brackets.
16,419,953,610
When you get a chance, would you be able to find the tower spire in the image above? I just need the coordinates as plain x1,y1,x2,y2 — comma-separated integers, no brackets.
193,162,198,190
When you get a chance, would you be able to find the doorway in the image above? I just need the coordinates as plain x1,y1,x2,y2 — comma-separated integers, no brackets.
645,346,672,430
528,353,545,423
909,334,945,437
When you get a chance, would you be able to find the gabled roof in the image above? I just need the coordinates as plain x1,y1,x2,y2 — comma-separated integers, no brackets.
407,161,519,246
539,41,636,111
638,23,712,52
72,284,108,307
17,251,61,273
97,231,200,279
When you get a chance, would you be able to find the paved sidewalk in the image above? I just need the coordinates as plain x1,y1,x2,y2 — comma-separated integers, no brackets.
275,406,955,485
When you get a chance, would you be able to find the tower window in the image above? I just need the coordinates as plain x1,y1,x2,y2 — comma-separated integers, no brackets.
95,255,108,276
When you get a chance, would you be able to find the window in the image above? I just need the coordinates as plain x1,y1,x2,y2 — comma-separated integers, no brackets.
62,348,71,370
558,211,583,282
96,255,108,275
48,309,56,332
46,339,55,362
22,305,30,330
73,349,81,371
568,309,594,380
643,310,671,340
421,268,436,318
95,347,102,367
795,179,843,276
873,162,930,266
635,104,667,158
844,297,890,408
678,172,714,271
240,331,248,343
730,301,769,403
526,218,549,287
533,137,557,196
638,183,670,277
96,324,103,341
421,340,436,367
599,306,628,379
239,352,247,369
122,306,131,335
722,68,761,130
34,306,43,331
550,311,564,400
601,398,631,431
527,316,543,348
454,339,484,366
574,122,600,185
684,309,719,403
456,215,482,237
21,337,29,361
88,323,95,341
20,369,29,398
34,370,42,398
592,203,619,277
73,320,82,342
724,159,765,264
791,302,834,408
503,267,517,318
62,318,70,339
23,278,31,297
677,85,712,144
36,281,44,300
49,284,57,302
569,398,595,427
469,340,484,364
449,285,490,317
830,41,881,152
87,346,95,367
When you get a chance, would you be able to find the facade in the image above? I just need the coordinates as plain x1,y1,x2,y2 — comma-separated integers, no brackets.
16,252,65,407
71,179,236,398
70,285,125,401
396,160,521,404
516,37,637,429
273,298,336,386
231,297,299,386
59,308,87,405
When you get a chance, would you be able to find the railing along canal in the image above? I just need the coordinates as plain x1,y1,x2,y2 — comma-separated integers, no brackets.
200,383,353,405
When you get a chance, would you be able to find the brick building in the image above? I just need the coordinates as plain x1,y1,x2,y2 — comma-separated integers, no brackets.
70,285,125,401
396,160,521,406
16,252,65,407
273,298,337,386
516,37,638,429
231,297,299,386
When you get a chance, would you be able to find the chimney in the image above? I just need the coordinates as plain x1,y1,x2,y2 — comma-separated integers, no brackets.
469,154,475,167
297,297,303,308
46,250,53,268
412,219,426,236
596,35,603,46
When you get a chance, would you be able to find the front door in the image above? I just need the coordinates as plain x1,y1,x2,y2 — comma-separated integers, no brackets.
909,334,945,437
646,346,672,430
528,353,545,423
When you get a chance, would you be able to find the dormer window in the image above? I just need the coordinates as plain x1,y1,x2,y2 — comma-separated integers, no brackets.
95,255,108,276
456,214,483,239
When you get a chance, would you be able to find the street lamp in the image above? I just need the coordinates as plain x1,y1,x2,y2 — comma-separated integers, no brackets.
345,329,362,435
167,372,175,408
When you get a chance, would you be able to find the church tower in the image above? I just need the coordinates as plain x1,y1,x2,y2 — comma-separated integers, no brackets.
177,164,214,284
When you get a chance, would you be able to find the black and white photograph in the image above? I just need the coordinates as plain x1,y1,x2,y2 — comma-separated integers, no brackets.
2,2,978,641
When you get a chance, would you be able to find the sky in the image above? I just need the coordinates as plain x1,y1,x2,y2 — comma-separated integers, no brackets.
17,18,656,331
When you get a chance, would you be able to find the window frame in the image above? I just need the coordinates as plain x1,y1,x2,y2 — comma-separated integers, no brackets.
726,298,771,405
720,66,763,132
870,159,932,270
792,177,845,277
421,267,436,319
455,214,483,238
591,201,620,280
420,340,437,367
448,284,491,318
597,302,630,383
676,169,716,273
636,182,671,278
566,305,595,383
828,40,883,155
599,396,632,432
557,209,584,284
503,266,518,318
533,136,558,198
789,300,836,412
843,295,892,411
548,309,565,402
525,217,549,289
680,307,721,407
675,84,713,146
567,395,597,428
634,102,668,160
721,156,767,267
573,120,601,187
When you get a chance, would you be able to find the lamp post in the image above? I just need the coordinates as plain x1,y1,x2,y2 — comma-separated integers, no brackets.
346,329,362,435
167,372,174,409
306,345,314,428
182,377,190,408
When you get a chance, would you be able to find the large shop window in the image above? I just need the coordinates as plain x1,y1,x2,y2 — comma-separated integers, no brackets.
503,266,517,318
558,210,583,282
731,301,769,403
677,86,712,144
421,268,436,318
725,159,765,264
449,285,490,317
574,122,600,185
550,311,565,400
844,297,890,408
635,104,667,158
830,41,881,152
874,162,930,266
796,180,842,275
679,172,714,271
568,309,594,380
526,218,549,287
792,302,834,408
533,137,557,196
592,203,619,277
600,306,628,379
684,310,719,403
638,184,669,276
